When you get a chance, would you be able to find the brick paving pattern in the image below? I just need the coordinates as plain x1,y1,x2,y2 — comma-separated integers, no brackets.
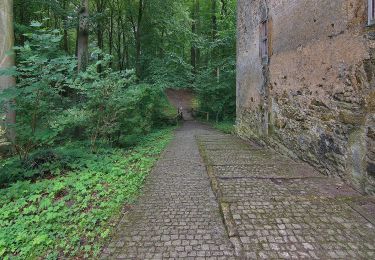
101,122,235,259
198,133,375,259
102,122,375,259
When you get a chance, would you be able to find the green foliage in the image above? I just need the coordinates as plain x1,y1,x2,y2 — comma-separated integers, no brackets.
0,27,176,160
0,27,77,160
0,0,238,257
74,58,175,147
0,128,174,259
193,0,237,121
194,56,236,121
213,121,235,134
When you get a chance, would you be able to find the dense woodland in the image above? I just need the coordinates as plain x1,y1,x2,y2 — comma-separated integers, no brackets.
0,0,236,258
1,0,236,158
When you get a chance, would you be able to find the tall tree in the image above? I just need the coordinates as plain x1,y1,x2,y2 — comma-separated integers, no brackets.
129,0,144,79
77,0,89,72
62,0,69,53
0,0,16,142
94,0,107,72
191,0,200,75
211,0,220,82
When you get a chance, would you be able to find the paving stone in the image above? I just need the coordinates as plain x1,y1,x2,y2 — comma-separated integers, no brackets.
102,122,375,259
198,133,375,259
212,163,320,179
101,122,235,259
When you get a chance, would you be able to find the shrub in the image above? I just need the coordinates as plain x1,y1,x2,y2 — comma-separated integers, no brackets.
0,26,176,160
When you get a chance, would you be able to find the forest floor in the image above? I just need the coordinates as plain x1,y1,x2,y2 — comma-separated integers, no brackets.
102,121,375,259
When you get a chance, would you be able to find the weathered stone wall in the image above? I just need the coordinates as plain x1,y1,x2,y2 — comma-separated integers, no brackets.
236,0,375,194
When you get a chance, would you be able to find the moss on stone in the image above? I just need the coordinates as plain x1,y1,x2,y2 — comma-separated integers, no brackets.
338,111,366,125
320,113,336,122
367,91,375,112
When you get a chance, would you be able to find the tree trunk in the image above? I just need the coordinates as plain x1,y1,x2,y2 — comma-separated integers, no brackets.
211,0,217,41
211,0,219,82
62,0,69,53
124,44,129,69
109,8,114,56
190,4,196,74
18,1,26,45
190,0,200,75
97,27,103,72
118,15,123,70
95,0,106,72
77,0,89,72
0,0,16,143
135,0,143,79
75,25,79,57
63,28,69,53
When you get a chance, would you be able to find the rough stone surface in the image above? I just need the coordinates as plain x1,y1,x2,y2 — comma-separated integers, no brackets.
101,122,235,259
102,122,375,259
237,0,375,194
198,130,375,259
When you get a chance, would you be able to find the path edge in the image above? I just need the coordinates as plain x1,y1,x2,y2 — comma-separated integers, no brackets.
196,136,245,258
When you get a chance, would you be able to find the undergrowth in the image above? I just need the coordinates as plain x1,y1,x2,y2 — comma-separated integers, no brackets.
0,127,174,259
213,121,235,134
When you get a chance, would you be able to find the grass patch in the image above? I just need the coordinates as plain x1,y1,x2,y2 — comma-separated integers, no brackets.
0,128,174,259
212,121,236,134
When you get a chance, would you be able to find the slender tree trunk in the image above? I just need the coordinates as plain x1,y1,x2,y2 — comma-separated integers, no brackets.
195,0,200,70
77,0,89,72
124,44,129,69
97,28,103,72
190,4,196,74
211,0,219,82
75,25,79,57
109,9,114,56
117,15,123,70
211,0,217,41
62,0,69,53
0,0,16,143
95,0,105,72
159,29,165,58
19,1,26,45
63,29,69,52
135,0,143,79
121,14,128,70
108,17,113,68
54,13,59,29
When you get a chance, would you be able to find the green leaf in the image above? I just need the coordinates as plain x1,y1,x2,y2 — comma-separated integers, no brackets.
30,21,43,27
32,234,48,245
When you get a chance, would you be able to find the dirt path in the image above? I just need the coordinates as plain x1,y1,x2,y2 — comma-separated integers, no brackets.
102,122,375,259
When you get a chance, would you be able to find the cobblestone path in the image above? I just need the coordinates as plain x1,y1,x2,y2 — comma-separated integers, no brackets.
101,122,236,259
102,122,375,259
198,133,375,259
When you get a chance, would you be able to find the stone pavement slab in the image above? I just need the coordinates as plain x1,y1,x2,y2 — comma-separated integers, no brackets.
198,132,375,259
102,122,375,259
